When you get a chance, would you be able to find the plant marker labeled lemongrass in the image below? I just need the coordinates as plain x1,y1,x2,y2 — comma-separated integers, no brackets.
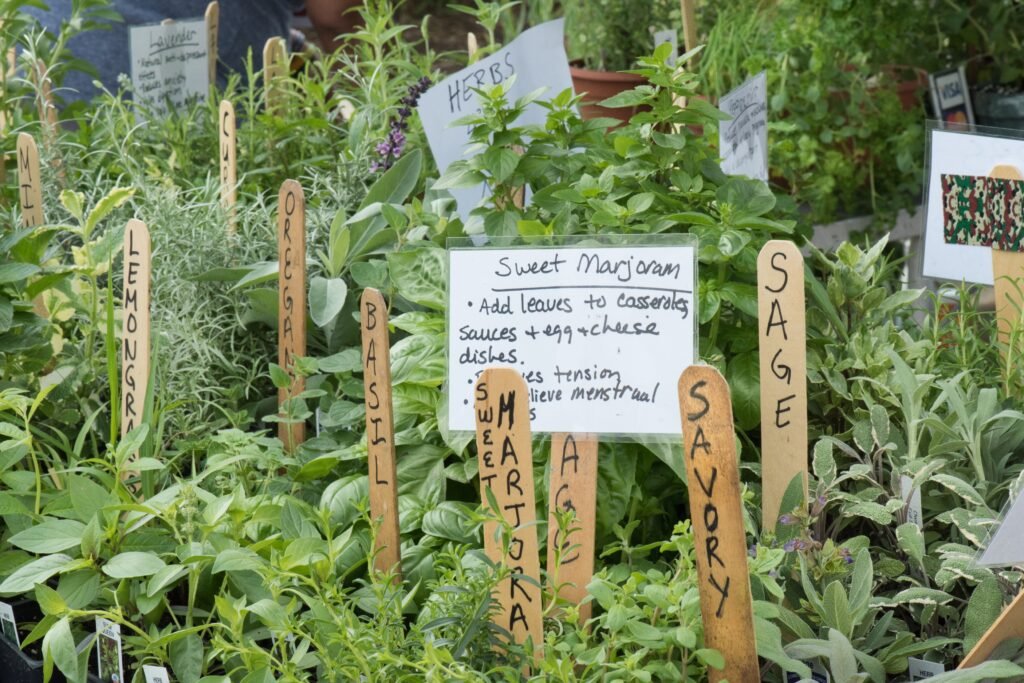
219,99,237,232
678,365,760,683
121,220,151,447
360,288,402,579
757,240,808,531
16,133,43,227
547,433,598,622
205,1,219,85
277,179,306,450
988,165,1024,347
263,37,286,116
475,368,542,660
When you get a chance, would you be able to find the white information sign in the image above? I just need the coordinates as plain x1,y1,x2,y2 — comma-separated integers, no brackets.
908,657,946,680
653,28,678,66
0,601,19,647
922,128,1024,285
447,244,696,435
130,18,210,116
144,665,173,683
417,19,574,229
718,72,769,182
979,490,1024,566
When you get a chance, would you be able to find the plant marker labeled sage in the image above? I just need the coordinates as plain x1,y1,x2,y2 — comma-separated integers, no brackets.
475,368,542,660
219,99,237,231
988,165,1024,347
757,240,808,530
121,219,151,447
16,133,43,227
263,37,286,116
205,1,219,85
547,433,598,622
361,288,401,578
277,179,306,450
678,365,760,683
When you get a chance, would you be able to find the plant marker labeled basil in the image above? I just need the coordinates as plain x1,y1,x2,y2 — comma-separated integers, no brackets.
205,1,218,85
547,433,598,623
678,365,760,683
16,132,43,228
122,219,151,468
277,180,306,451
475,368,542,662
263,37,286,117
219,99,237,233
361,288,402,579
757,240,808,530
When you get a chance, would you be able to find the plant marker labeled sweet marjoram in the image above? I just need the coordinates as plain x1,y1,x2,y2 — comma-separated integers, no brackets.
360,288,402,579
757,240,808,530
277,179,306,451
475,369,543,662
679,365,760,683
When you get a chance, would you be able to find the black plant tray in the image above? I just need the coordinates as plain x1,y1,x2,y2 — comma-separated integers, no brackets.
0,600,103,683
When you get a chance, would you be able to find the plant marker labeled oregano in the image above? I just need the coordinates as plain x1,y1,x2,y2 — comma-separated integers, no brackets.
360,288,401,579
121,220,151,450
277,179,306,451
16,133,43,228
205,1,219,85
219,99,237,232
547,433,598,622
263,36,286,116
757,240,808,530
678,365,760,683
475,368,542,661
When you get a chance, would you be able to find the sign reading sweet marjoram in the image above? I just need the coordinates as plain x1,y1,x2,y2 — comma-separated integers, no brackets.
475,368,542,659
448,245,696,435
678,365,760,683
277,180,306,450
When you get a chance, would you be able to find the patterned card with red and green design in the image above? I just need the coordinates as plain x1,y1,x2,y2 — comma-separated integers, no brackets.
942,174,1024,251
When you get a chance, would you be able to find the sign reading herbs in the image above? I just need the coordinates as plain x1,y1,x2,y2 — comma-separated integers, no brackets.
447,242,696,435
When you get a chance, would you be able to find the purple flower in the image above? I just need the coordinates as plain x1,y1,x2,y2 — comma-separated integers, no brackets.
748,543,757,558
783,539,797,552
779,514,795,525
839,547,854,564
372,76,432,173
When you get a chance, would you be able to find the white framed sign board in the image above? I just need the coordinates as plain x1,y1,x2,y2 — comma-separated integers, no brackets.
130,17,210,116
447,241,697,436
718,71,769,182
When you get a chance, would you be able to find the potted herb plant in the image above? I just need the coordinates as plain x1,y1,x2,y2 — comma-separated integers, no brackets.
563,0,679,120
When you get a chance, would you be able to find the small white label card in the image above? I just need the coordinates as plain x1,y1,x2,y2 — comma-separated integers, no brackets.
144,664,173,683
96,617,124,683
129,17,210,116
447,243,696,435
979,489,1024,566
0,600,19,647
718,71,769,182
909,657,946,680
900,475,923,528
653,28,678,66
417,19,574,227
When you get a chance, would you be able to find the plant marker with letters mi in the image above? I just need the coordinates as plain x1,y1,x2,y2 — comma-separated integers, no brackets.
16,133,43,228
475,368,542,662
360,288,401,579
679,365,760,683
757,240,808,530
277,180,306,451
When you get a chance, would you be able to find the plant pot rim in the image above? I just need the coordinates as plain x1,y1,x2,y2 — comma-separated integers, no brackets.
569,65,646,84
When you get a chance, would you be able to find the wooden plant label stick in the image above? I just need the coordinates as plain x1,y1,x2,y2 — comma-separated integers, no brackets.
467,32,478,60
475,368,542,659
263,37,286,116
360,288,402,578
277,179,306,450
16,133,44,227
205,1,219,86
34,60,57,134
989,165,1024,346
218,99,237,231
757,240,808,531
961,590,1024,668
121,219,151,445
547,433,598,623
680,0,698,64
678,365,760,683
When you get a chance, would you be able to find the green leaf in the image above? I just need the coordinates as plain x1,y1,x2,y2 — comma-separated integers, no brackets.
483,147,519,184
309,276,348,328
103,552,166,579
84,187,135,237
387,248,446,311
212,548,265,574
0,554,73,595
269,363,291,389
69,475,112,523
169,632,204,683
822,581,853,636
931,473,985,506
891,587,954,606
726,351,760,430
361,149,422,208
845,501,893,525
964,576,1003,653
896,523,925,566
812,439,837,486
35,583,67,616
9,519,86,553
43,617,79,681
0,262,41,284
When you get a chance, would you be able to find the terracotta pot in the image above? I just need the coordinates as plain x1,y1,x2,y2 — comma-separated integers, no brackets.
570,65,647,122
